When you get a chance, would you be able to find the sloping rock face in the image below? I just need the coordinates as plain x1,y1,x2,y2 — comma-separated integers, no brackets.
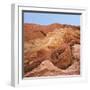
24,23,80,77
24,23,79,41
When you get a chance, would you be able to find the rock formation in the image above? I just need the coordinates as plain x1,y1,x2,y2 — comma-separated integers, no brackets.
24,23,80,77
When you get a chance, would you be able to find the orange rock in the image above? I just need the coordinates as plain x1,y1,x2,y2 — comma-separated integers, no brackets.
24,23,80,77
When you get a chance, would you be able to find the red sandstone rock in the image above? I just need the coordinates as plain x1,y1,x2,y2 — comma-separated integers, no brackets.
24,23,80,77
50,43,72,69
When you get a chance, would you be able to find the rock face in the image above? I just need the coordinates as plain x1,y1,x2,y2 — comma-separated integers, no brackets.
24,23,80,41
24,60,62,77
24,60,80,77
50,43,72,69
24,23,80,77
72,44,80,60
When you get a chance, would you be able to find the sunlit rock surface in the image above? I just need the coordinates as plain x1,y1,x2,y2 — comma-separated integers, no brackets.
24,23,80,77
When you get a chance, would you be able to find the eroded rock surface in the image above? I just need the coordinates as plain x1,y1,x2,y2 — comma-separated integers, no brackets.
24,23,80,77
72,44,80,60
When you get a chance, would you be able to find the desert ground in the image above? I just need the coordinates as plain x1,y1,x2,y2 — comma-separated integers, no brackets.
24,23,80,77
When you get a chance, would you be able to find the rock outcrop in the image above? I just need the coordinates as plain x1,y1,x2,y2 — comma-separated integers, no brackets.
24,23,80,77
